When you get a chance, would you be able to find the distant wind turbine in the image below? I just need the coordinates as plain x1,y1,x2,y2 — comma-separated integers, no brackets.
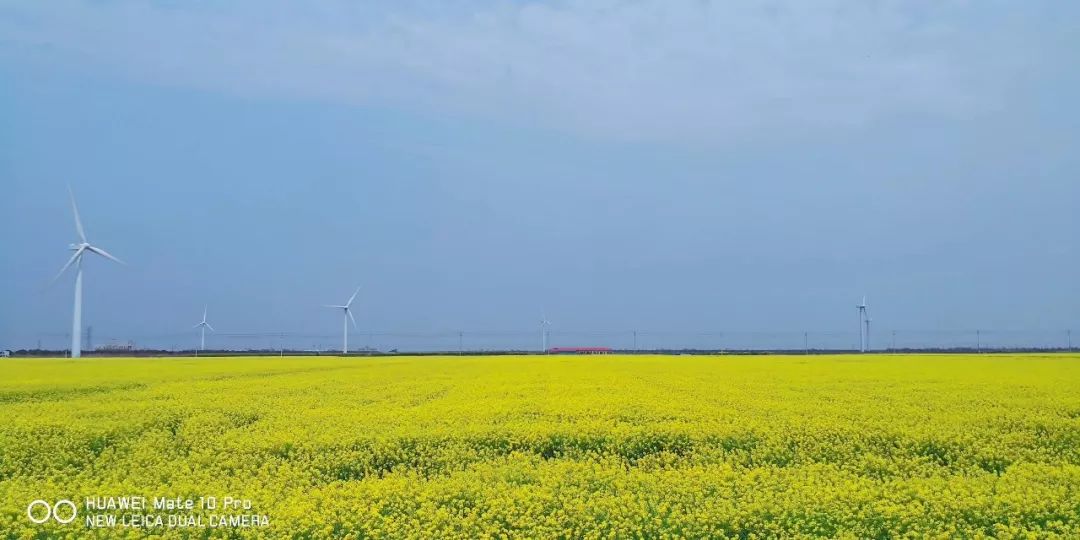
856,296,871,352
51,186,123,358
324,286,360,354
193,305,215,351
540,311,552,353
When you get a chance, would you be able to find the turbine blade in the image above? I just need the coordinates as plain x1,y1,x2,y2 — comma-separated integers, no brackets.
323,304,347,309
347,308,358,330
202,305,207,322
205,323,215,332
68,185,87,243
50,247,84,285
193,323,203,330
86,245,124,265
346,286,361,308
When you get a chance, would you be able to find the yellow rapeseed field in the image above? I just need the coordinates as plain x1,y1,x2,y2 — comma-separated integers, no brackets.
1,354,1079,538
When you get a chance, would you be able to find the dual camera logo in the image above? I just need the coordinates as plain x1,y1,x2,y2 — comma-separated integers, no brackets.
27,499,77,524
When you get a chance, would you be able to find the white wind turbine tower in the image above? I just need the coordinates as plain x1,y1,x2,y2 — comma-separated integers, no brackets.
856,296,871,352
540,311,552,353
193,305,215,351
324,286,360,354
51,186,123,358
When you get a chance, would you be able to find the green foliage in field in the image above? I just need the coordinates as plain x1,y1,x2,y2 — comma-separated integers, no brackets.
1,354,1079,538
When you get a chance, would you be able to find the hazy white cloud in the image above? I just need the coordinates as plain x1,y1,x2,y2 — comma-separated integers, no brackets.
0,0,1043,143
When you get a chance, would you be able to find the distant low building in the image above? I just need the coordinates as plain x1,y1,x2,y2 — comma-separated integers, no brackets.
548,347,613,355
97,340,136,352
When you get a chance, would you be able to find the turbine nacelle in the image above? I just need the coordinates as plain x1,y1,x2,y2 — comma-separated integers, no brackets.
193,307,215,332
53,191,123,286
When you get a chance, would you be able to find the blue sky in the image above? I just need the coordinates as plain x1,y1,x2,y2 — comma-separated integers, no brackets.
1,1,1077,350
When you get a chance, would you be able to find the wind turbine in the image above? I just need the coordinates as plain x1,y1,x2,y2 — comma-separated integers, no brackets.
540,311,552,353
51,186,123,358
856,296,871,352
324,286,360,354
193,305,215,351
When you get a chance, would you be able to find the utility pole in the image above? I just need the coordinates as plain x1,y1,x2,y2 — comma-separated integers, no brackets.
1068,329,1072,351
633,330,638,352
891,330,896,353
803,331,808,355
458,331,463,355
976,330,981,353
